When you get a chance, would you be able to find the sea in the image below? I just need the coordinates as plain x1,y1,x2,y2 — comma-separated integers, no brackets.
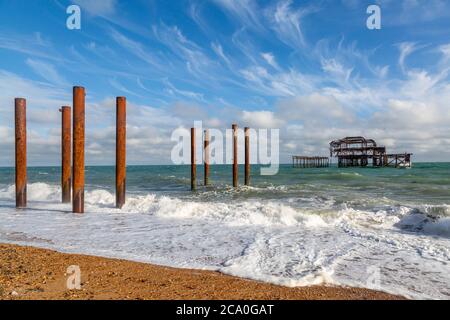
0,163,449,299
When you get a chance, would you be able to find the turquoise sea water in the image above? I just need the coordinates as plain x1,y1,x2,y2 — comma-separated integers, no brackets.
1,162,449,201
0,163,449,299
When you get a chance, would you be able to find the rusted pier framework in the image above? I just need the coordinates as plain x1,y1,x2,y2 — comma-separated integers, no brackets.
330,137,412,168
292,156,329,168
60,106,71,203
385,153,412,168
116,97,126,209
15,98,27,208
72,86,85,213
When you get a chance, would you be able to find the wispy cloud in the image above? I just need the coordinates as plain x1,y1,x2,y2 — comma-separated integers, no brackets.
164,79,205,102
110,28,162,70
268,0,317,49
109,78,142,97
397,42,418,73
0,32,63,62
261,52,280,70
212,0,264,31
152,23,217,80
26,58,68,86
211,42,231,65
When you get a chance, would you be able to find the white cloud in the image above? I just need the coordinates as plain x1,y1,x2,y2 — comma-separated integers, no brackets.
26,58,67,86
110,29,161,69
269,0,315,49
211,42,231,65
241,110,284,128
212,0,263,31
152,23,217,81
261,52,279,69
164,79,205,102
0,32,62,62
397,42,417,73
108,78,142,97
321,58,353,84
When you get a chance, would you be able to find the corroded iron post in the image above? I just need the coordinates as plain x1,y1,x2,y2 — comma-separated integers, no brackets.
15,98,27,208
204,129,210,186
191,128,196,190
60,106,71,203
244,127,250,186
72,86,85,213
232,124,238,188
116,97,126,209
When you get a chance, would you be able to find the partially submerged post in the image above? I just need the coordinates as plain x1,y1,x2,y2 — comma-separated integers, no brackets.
60,106,71,203
72,86,85,213
191,128,196,190
244,127,250,186
204,129,210,186
116,97,126,209
232,124,238,188
15,98,27,208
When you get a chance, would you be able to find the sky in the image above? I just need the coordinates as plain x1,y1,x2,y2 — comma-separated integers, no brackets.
0,0,449,166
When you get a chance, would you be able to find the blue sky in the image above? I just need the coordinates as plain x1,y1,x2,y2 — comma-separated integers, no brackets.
0,0,449,165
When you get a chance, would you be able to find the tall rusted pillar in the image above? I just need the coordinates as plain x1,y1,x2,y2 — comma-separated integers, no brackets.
72,86,85,213
60,106,71,203
244,127,250,186
191,128,196,190
204,129,210,186
15,98,27,208
232,124,238,188
116,97,126,209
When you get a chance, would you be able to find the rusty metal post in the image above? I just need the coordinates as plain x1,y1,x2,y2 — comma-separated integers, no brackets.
232,124,238,188
60,106,71,203
204,129,210,186
72,86,85,213
15,98,27,208
116,97,126,209
244,127,250,186
191,128,196,190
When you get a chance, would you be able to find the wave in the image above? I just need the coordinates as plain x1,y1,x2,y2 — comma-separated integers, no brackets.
1,182,449,299
1,183,449,238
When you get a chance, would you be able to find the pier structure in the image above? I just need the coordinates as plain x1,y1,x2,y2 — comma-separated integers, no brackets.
244,127,250,186
232,124,238,188
15,98,27,208
11,86,257,213
116,97,126,209
72,86,85,213
191,124,252,190
329,136,412,168
292,156,330,168
191,128,196,191
204,129,210,186
60,106,71,203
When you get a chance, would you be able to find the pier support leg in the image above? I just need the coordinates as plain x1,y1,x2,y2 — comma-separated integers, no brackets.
116,97,126,209
232,124,238,188
72,86,85,214
191,128,196,191
15,98,27,208
204,129,209,186
61,106,71,203
245,127,250,186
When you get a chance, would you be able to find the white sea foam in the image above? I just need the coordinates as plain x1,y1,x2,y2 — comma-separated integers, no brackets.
0,183,449,299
